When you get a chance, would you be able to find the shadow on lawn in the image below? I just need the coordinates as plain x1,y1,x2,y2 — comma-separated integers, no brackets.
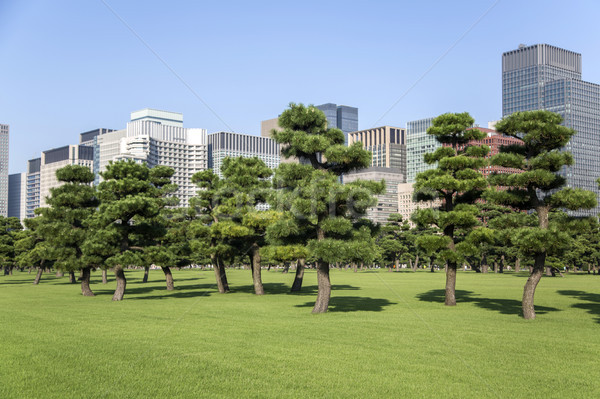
557,290,600,324
296,296,396,312
93,281,213,298
233,283,359,296
417,289,560,316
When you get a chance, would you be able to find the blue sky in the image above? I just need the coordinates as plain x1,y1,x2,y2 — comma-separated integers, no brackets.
1,0,599,173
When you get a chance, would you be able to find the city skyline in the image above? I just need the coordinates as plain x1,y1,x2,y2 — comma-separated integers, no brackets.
2,1,600,173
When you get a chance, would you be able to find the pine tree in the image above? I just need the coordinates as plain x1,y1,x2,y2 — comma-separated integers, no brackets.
485,110,597,319
91,160,172,301
36,165,98,295
413,112,489,306
270,103,382,313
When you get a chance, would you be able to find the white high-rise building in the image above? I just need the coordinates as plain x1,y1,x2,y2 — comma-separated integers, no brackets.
0,124,9,216
94,109,208,207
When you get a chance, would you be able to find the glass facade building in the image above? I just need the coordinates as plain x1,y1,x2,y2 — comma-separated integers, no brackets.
406,117,436,183
316,103,358,145
502,44,600,216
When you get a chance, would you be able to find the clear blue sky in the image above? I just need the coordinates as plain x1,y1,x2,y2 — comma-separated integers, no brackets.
2,0,599,173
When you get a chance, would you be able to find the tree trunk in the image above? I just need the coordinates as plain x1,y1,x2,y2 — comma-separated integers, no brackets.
312,228,331,314
112,265,126,301
282,263,290,274
69,271,76,284
429,260,434,272
142,266,150,283
494,262,498,273
515,258,521,273
212,257,230,293
413,255,419,271
445,263,457,306
162,266,174,290
56,270,64,277
102,269,108,284
522,254,545,319
81,267,94,297
291,258,305,292
545,267,553,277
28,268,32,274
312,260,331,314
499,255,505,273
250,244,264,295
482,264,488,273
33,266,43,285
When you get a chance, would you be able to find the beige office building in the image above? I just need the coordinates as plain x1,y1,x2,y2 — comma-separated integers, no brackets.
39,145,94,208
397,183,442,226
348,126,407,181
344,167,404,225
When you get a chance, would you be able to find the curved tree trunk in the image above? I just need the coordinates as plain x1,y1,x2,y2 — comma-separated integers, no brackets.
413,255,419,271
69,271,76,284
112,265,126,301
445,263,457,306
81,267,95,296
522,255,545,319
212,256,230,293
142,266,150,283
291,258,305,292
250,244,264,295
312,260,331,314
102,269,108,284
33,266,43,285
162,266,174,290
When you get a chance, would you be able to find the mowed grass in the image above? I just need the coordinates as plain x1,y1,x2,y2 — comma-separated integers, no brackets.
1,268,599,398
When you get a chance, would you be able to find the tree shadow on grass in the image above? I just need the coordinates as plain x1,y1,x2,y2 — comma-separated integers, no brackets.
93,282,215,299
295,296,396,312
417,289,560,316
233,283,360,296
557,290,600,324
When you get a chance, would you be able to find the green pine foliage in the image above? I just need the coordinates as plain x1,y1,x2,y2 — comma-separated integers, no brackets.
485,110,597,319
270,103,383,313
413,112,489,306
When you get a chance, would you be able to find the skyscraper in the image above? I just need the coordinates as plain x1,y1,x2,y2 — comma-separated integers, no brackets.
315,103,358,144
93,109,208,207
207,131,280,177
348,126,407,180
406,117,437,183
0,124,9,216
502,44,600,216
25,158,41,219
8,173,26,221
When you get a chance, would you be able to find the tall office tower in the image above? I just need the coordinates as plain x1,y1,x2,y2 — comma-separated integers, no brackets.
207,131,280,177
406,117,437,183
8,173,27,221
344,167,404,225
348,126,407,181
39,145,94,207
0,124,9,216
315,103,358,144
25,158,41,219
502,44,600,216
94,109,208,207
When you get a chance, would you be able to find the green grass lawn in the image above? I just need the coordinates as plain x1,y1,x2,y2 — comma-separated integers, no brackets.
1,268,599,398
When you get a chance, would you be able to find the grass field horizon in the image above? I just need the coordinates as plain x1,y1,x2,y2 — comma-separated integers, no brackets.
1,268,599,398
